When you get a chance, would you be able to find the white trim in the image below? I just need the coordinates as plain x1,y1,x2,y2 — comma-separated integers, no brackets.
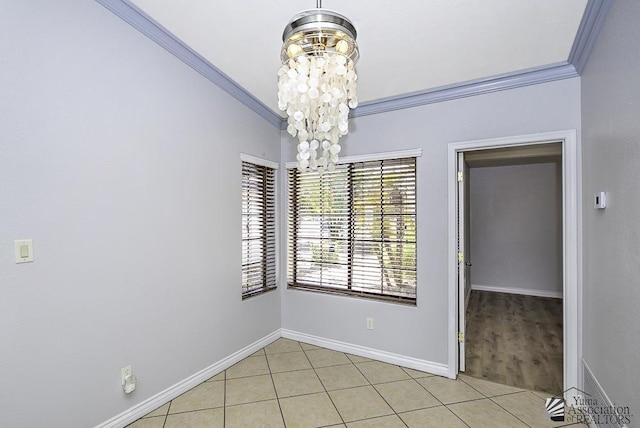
471,284,563,299
285,148,423,169
94,331,280,428
447,130,580,394
281,329,450,378
240,153,280,170
97,327,462,427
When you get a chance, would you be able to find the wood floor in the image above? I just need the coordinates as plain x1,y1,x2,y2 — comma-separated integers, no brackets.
464,290,563,395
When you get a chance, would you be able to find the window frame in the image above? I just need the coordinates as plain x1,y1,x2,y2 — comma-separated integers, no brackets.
286,150,421,304
241,154,278,300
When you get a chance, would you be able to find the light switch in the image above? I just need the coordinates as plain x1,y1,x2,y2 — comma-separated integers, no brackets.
14,239,34,263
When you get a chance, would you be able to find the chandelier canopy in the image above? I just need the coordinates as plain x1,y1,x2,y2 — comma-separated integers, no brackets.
278,3,359,172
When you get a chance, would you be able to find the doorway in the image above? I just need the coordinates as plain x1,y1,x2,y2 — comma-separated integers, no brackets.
462,144,563,394
446,130,580,402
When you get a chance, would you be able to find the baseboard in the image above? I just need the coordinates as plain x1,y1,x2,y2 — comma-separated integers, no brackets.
582,360,630,428
281,329,451,379
95,330,281,428
471,284,563,299
98,328,453,427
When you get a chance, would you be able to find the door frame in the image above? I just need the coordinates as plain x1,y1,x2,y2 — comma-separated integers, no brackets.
447,130,581,398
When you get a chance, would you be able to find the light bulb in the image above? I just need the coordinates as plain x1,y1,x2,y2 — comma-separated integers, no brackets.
336,40,349,54
287,43,303,58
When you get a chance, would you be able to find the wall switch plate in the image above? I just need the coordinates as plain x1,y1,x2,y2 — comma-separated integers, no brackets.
366,317,374,330
14,239,34,263
121,365,132,386
594,192,606,209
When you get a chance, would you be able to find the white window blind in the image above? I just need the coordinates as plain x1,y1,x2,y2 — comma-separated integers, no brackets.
242,161,276,298
288,157,417,303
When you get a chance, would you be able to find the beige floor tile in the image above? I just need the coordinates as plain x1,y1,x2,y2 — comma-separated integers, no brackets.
492,391,574,428
225,374,276,406
346,414,406,427
531,389,554,400
329,386,394,422
401,367,435,379
315,364,369,391
300,342,321,350
355,361,411,384
164,408,224,428
267,350,312,373
126,416,165,428
226,355,270,379
374,379,440,413
225,399,285,428
346,354,372,363
417,376,484,404
305,348,352,368
168,381,224,414
142,402,169,418
399,406,468,428
206,371,225,382
460,374,524,397
250,348,265,356
272,369,325,398
279,392,343,428
448,398,529,428
265,338,303,354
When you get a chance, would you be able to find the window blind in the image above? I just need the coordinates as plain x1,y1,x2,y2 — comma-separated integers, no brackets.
242,161,276,298
288,157,417,303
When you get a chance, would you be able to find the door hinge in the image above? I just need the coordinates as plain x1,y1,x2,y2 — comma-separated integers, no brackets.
458,332,464,343
457,251,464,262
457,171,464,182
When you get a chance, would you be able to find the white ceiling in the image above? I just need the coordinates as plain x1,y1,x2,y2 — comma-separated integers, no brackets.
128,0,588,117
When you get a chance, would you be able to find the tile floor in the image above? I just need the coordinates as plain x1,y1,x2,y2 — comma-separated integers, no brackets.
127,338,586,428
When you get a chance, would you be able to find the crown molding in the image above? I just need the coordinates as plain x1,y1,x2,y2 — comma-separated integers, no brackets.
96,0,283,128
350,62,578,119
97,0,611,130
568,0,612,74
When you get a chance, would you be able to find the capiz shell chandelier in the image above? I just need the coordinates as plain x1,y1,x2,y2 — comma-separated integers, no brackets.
278,1,359,172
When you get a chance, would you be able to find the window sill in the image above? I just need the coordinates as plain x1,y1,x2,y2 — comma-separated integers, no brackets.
242,286,277,301
287,283,416,306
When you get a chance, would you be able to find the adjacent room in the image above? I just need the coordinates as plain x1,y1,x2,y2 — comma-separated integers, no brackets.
2,1,638,427
462,144,564,395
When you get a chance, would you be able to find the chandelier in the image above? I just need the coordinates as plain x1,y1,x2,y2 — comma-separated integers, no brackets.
278,1,359,172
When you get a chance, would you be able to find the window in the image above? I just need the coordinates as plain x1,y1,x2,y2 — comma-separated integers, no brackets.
242,159,276,299
287,157,417,303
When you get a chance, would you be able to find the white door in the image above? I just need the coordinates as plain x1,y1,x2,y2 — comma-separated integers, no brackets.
457,152,471,372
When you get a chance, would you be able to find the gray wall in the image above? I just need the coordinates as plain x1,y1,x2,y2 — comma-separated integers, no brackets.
581,0,640,419
469,163,563,295
0,2,281,427
281,78,581,366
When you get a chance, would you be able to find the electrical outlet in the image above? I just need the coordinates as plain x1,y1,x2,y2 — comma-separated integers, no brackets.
121,365,132,386
366,317,374,330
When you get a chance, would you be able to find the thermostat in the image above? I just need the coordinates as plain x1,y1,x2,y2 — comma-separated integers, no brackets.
594,192,606,209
